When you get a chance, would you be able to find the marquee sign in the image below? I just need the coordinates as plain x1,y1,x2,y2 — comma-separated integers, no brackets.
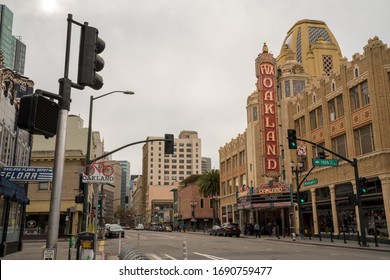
258,53,280,177
237,182,292,210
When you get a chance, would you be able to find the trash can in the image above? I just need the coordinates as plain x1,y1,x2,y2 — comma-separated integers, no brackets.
76,231,96,260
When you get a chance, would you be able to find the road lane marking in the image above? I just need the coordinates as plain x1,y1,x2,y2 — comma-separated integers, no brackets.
147,253,162,260
193,252,228,260
164,254,176,260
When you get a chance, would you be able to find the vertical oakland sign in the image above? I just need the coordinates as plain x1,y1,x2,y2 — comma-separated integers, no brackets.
256,44,280,178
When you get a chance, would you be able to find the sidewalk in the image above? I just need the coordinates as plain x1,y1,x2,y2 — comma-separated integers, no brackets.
0,239,107,260
241,232,390,253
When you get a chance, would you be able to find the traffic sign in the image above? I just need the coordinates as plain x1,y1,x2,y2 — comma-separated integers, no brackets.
312,158,339,166
297,145,307,156
304,178,318,186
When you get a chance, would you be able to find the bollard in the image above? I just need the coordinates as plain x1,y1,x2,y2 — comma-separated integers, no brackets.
292,232,296,241
343,229,347,244
357,231,361,246
308,231,311,240
183,241,187,260
276,225,280,239
374,227,379,247
319,231,322,241
330,230,334,242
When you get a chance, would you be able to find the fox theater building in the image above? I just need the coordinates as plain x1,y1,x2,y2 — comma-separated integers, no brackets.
219,19,390,241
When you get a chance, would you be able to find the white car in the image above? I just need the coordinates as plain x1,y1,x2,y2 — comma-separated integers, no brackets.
135,224,144,230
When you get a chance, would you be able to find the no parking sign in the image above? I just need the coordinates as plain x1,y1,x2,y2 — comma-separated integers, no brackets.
297,145,307,156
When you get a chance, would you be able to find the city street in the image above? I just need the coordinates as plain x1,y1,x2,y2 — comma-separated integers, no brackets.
100,230,390,260
1,230,389,260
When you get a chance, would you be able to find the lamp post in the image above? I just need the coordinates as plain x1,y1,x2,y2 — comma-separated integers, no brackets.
212,195,220,225
190,201,197,231
290,160,304,239
81,90,134,231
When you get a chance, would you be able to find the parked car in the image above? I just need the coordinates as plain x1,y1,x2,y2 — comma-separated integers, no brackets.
165,226,172,232
105,224,125,238
209,225,221,236
220,223,241,237
135,224,144,230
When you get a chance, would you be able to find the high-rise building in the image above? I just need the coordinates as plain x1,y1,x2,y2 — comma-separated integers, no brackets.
139,131,202,225
201,157,212,174
0,5,26,75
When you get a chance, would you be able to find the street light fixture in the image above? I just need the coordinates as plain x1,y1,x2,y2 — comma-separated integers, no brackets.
82,90,135,231
290,160,304,239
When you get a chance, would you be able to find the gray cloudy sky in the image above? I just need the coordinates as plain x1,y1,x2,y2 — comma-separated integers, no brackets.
4,0,390,174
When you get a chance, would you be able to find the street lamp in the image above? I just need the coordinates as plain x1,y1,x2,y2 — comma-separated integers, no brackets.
190,201,197,231
290,160,304,239
82,90,134,231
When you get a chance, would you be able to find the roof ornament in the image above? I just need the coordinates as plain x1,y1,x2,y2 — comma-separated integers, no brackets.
262,42,269,53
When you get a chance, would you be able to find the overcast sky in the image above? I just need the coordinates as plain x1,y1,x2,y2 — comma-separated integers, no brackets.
4,0,390,174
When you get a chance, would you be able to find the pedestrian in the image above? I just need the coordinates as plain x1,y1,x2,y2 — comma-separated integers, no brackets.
254,223,260,238
267,222,272,236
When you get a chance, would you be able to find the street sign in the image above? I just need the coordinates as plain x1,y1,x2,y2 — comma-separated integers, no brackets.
312,158,339,167
42,248,56,260
304,178,318,186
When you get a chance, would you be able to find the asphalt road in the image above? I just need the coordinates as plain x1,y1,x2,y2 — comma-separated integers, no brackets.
103,230,390,260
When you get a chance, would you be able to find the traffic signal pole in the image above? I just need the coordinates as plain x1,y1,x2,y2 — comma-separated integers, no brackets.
297,137,368,247
45,16,74,258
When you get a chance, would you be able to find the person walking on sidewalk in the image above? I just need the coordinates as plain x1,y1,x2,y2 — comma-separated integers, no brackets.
254,223,261,238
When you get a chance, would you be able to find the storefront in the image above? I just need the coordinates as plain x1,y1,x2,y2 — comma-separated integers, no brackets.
0,177,29,257
237,182,293,235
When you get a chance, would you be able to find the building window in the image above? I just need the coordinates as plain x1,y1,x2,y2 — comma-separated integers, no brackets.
336,95,344,117
328,99,336,121
362,81,370,106
253,106,258,121
350,80,370,111
39,182,50,190
350,85,360,111
331,81,336,92
285,80,291,97
293,80,305,96
310,110,317,130
294,116,306,137
331,134,347,159
354,65,359,78
317,106,323,127
200,199,204,209
323,55,333,76
354,124,374,155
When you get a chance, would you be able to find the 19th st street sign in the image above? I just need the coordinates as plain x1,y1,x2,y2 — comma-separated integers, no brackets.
312,158,339,167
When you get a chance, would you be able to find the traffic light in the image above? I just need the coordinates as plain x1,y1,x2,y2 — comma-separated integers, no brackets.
164,134,174,154
360,177,368,194
318,151,327,159
299,192,307,203
287,129,297,149
17,93,59,138
77,25,105,90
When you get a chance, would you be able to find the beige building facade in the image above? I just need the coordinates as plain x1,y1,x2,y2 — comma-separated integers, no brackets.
27,115,122,236
220,19,390,240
